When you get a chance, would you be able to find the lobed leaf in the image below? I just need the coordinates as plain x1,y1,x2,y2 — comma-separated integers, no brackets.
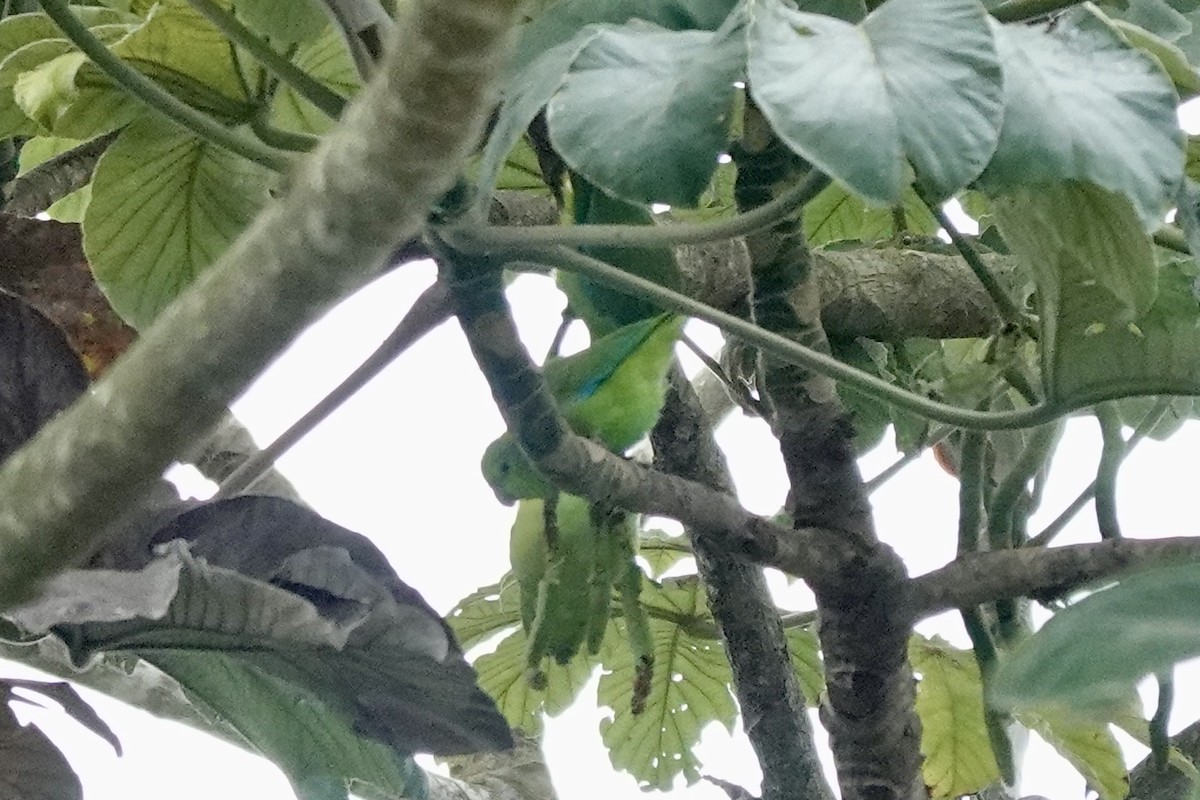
910,637,1001,799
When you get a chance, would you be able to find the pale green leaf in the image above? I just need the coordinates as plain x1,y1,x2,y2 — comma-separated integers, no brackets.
270,25,361,135
992,182,1159,397
1021,710,1129,800
909,636,1001,799
1112,18,1200,97
785,627,824,706
992,562,1200,717
235,0,328,46
637,530,690,580
804,183,938,246
13,51,89,130
17,135,92,222
598,578,736,790
0,39,73,137
111,0,249,112
547,20,743,206
446,577,523,651
748,0,1002,204
472,628,598,734
82,116,274,328
978,12,1182,229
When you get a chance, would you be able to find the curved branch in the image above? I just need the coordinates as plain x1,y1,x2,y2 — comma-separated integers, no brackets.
39,0,292,172
446,171,831,251
512,246,1061,431
910,537,1200,618
0,0,524,607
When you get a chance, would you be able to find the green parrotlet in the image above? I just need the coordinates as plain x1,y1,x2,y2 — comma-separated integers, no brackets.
481,313,684,504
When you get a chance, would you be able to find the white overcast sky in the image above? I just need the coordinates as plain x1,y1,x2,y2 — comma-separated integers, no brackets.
5,257,1200,799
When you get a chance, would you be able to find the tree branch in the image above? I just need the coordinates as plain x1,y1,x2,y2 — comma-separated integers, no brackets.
438,249,856,587
652,365,834,800
0,0,525,607
909,537,1200,618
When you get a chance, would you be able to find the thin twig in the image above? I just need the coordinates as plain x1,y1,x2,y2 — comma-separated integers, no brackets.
215,280,454,498
923,192,1034,335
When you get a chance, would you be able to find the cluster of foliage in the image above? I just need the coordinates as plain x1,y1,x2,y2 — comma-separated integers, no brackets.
5,0,1200,799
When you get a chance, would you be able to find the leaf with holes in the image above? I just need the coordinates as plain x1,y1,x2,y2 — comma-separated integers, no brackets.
472,628,599,734
598,577,736,790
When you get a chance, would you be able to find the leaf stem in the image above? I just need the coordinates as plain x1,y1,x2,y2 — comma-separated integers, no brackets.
1025,398,1170,547
1094,402,1125,540
39,0,292,172
215,280,454,499
923,192,1034,336
509,246,1062,431
1154,225,1191,255
447,171,832,251
185,0,348,120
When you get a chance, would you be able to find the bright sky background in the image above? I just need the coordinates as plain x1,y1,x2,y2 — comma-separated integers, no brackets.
5,257,1200,799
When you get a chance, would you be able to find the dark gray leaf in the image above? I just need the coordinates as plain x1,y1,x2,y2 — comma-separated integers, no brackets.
0,703,81,800
0,289,88,462
5,679,121,754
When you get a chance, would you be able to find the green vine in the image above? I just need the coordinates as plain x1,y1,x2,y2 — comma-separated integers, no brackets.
503,244,1070,431
448,171,831,251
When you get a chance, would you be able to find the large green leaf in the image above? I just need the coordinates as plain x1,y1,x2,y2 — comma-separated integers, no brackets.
269,25,361,135
598,577,736,790
992,182,1163,401
82,116,273,328
1112,17,1200,98
1020,711,1128,800
0,9,131,135
112,0,250,112
145,652,428,800
747,0,1002,205
977,11,1182,229
909,637,1000,799
509,0,740,78
472,628,598,733
991,561,1200,717
474,29,596,205
547,20,743,206
235,0,328,46
0,39,73,137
